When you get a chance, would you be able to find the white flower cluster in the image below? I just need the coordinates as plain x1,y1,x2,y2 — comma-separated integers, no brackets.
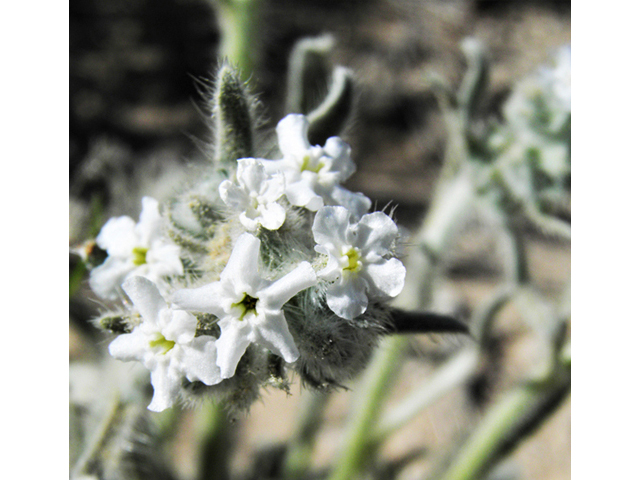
489,46,571,193
88,113,406,411
89,197,183,300
539,45,571,113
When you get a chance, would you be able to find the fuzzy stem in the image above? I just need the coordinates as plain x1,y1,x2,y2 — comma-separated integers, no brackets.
71,396,123,478
196,401,232,480
396,171,476,311
328,160,476,480
215,0,262,82
282,392,330,480
438,349,570,480
374,348,478,443
327,336,408,480
373,287,514,446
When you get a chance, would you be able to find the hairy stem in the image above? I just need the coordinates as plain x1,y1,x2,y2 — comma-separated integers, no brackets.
214,0,262,81
327,336,408,480
282,392,330,480
373,348,478,443
438,346,570,480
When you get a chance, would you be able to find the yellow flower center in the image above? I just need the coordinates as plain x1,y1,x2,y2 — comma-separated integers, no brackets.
341,247,363,275
149,334,175,354
132,247,148,266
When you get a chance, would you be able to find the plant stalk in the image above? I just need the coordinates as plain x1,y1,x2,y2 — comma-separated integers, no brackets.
438,355,570,480
215,0,262,81
327,335,408,480
282,392,330,480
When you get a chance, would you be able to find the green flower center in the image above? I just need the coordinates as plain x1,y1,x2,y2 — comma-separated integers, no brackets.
231,293,259,321
300,154,324,174
149,334,175,354
342,247,363,275
132,247,148,266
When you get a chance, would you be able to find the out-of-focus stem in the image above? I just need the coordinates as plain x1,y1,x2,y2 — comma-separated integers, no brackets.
372,286,514,447
373,348,478,443
196,401,231,480
214,0,262,81
397,171,476,312
282,392,330,480
438,346,570,480
327,335,408,480
329,165,476,480
71,396,123,478
503,221,530,286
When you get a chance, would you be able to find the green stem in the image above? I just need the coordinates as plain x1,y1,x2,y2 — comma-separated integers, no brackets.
502,218,530,285
372,287,514,446
215,0,262,82
196,401,232,480
328,163,476,480
71,396,123,478
327,336,408,480
438,354,570,480
282,392,330,480
373,348,478,443
396,171,476,311
69,258,87,298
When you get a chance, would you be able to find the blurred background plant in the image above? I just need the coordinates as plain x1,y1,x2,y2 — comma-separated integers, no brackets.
70,1,570,479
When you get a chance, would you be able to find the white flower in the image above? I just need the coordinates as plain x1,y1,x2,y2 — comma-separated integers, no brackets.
312,206,406,320
171,233,317,379
541,45,571,112
108,277,221,412
261,114,371,217
219,158,286,231
89,197,183,300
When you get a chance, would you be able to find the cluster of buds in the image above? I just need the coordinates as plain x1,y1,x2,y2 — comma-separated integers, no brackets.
84,60,410,413
483,46,571,222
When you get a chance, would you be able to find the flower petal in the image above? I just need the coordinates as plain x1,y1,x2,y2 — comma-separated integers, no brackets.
256,202,286,230
238,212,260,232
259,172,285,202
146,242,184,277
253,312,300,363
215,319,253,379
276,114,311,157
316,249,341,281
181,337,222,385
171,282,227,317
323,137,355,180
260,158,290,177
259,262,317,310
355,212,398,254
89,256,133,300
148,365,182,412
221,233,262,289
363,258,406,299
329,187,371,219
136,197,164,247
108,330,148,362
162,309,198,344
122,276,167,325
219,181,248,210
285,180,323,211
96,216,138,256
312,206,351,247
326,277,368,320
237,158,266,193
